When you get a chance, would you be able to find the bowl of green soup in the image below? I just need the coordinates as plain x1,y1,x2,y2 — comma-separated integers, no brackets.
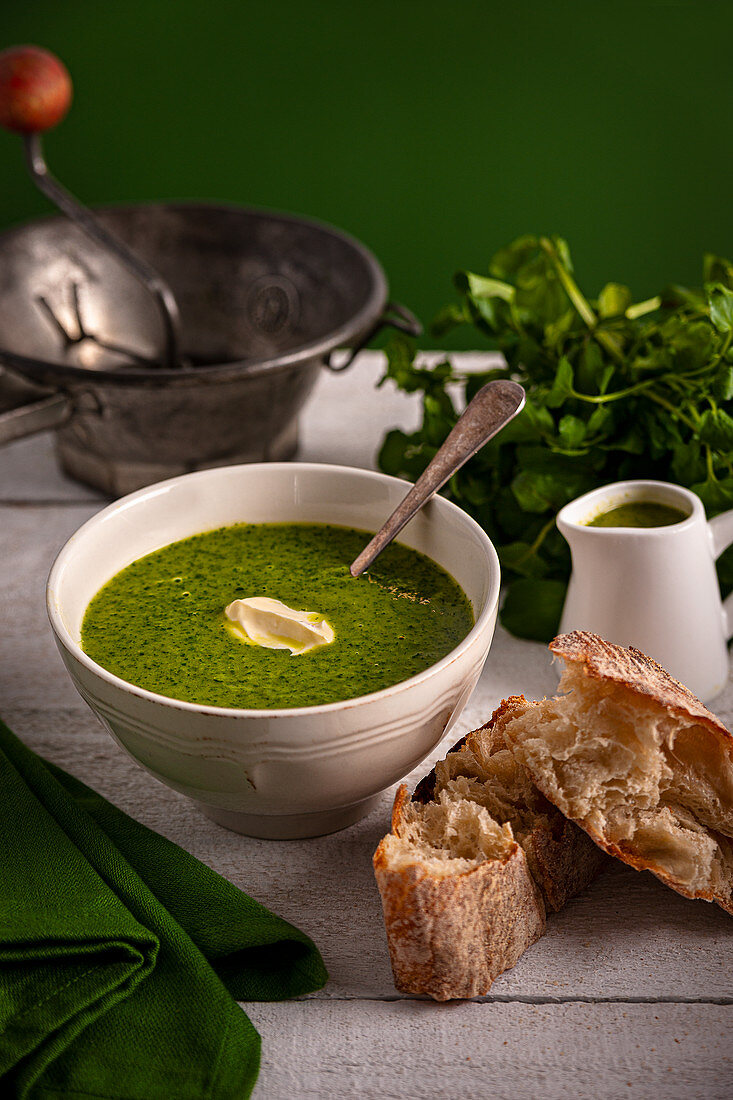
47,463,500,838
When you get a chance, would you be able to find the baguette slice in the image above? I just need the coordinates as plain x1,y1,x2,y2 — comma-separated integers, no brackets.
498,631,733,915
373,709,607,1000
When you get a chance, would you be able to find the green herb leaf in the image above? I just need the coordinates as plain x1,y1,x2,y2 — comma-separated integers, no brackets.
430,302,469,338
597,282,631,318
511,467,594,514
380,334,422,392
699,409,733,451
707,282,733,333
500,579,566,641
545,356,575,408
713,363,733,401
671,440,706,485
704,254,733,288
691,476,733,514
557,414,587,450
587,405,613,435
377,429,413,476
498,541,549,579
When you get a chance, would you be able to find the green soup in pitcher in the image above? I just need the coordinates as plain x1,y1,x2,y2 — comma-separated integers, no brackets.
585,501,688,529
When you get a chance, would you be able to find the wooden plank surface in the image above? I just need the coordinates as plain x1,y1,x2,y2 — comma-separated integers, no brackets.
245,1002,733,1100
1,352,732,1098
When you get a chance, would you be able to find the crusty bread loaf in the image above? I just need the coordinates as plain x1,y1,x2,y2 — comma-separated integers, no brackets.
373,710,607,1000
498,631,733,915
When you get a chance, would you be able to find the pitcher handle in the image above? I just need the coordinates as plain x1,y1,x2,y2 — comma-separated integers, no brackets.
709,508,733,638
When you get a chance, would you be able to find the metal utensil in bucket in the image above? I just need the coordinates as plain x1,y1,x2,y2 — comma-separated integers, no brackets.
0,48,420,494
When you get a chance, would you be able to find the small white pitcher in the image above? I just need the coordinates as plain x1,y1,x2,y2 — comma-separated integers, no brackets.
556,480,733,701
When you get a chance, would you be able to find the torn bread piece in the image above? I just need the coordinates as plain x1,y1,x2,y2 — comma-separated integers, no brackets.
497,631,733,915
373,711,606,1000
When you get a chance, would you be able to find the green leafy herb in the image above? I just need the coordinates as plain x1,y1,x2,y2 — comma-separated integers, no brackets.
377,235,733,641
500,578,568,642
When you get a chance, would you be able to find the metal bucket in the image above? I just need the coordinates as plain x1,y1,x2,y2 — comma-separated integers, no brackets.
0,202,418,494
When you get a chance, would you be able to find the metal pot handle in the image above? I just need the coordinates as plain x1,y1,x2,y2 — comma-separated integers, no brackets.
325,301,422,373
0,368,70,446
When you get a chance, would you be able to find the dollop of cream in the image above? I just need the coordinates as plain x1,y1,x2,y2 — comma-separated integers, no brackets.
224,597,335,656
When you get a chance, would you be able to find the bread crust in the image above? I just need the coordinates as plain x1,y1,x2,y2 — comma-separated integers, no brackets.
550,631,729,738
500,632,733,915
520,809,608,912
374,814,545,1001
373,704,607,1000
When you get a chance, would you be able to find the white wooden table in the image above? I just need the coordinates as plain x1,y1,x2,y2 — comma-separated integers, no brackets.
2,353,732,1099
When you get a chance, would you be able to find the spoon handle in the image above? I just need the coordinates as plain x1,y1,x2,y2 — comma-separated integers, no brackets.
350,378,525,577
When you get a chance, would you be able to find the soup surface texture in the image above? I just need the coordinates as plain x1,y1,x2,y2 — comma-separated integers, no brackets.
81,523,474,708
585,501,687,528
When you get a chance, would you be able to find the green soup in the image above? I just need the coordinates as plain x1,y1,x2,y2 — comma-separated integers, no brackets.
585,501,687,528
81,523,474,709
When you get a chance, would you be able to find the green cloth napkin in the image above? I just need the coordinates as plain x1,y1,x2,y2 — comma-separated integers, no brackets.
0,719,328,1099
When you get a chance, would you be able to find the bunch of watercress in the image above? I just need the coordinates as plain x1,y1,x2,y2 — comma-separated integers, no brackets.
378,235,733,641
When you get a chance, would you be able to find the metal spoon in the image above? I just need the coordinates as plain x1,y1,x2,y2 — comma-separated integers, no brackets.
350,378,526,577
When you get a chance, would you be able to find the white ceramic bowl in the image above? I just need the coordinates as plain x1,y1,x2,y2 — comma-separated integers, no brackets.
47,463,500,838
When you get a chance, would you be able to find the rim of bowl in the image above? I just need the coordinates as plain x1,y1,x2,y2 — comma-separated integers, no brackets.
47,462,501,719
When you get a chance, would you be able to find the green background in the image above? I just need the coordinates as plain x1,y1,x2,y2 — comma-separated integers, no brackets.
2,0,731,345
